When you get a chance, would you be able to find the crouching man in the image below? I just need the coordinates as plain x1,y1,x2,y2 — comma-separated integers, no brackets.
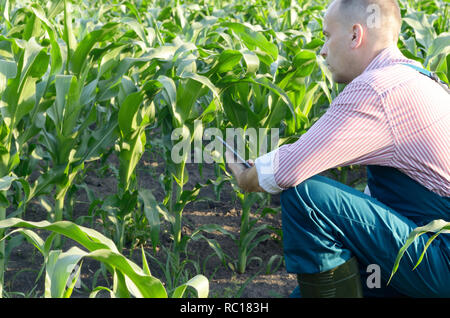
226,0,449,297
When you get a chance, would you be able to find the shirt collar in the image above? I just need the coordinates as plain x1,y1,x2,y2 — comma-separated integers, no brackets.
364,44,408,73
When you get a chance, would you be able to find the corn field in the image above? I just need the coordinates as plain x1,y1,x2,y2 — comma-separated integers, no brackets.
0,0,448,298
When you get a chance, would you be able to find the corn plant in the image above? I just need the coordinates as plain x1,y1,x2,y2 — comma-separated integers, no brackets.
231,190,273,274
203,22,295,274
398,0,450,81
0,217,209,298
0,32,50,297
0,3,123,250
153,42,222,251
98,79,160,251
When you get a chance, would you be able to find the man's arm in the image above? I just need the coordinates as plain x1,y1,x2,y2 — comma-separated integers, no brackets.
226,82,394,194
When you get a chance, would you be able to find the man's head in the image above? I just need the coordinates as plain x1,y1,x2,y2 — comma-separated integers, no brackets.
320,0,402,84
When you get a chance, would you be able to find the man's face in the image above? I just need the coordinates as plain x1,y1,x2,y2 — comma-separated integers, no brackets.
320,2,355,84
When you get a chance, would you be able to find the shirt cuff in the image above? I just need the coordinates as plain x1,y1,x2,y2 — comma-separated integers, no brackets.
255,148,284,195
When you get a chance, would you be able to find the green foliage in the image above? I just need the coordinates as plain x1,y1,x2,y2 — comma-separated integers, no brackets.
0,0,447,298
0,217,209,298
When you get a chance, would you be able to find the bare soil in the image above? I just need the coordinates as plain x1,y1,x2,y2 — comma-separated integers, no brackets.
4,146,366,298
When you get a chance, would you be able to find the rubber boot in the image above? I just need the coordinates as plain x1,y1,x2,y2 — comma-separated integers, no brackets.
297,256,363,298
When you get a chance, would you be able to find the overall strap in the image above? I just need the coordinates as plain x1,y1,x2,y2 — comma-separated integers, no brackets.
400,63,450,94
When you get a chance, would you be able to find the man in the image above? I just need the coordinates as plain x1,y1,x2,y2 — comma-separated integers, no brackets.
226,0,449,297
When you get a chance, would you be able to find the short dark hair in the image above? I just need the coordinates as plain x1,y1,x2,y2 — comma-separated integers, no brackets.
338,0,401,41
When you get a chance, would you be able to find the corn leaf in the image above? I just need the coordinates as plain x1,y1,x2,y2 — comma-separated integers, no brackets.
221,22,278,62
45,247,85,298
0,217,118,252
0,218,168,297
70,22,119,76
171,274,209,298
139,189,163,252
388,219,450,285
118,91,144,136
87,248,167,298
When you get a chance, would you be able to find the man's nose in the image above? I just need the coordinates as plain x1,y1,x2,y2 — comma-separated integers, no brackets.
320,45,327,59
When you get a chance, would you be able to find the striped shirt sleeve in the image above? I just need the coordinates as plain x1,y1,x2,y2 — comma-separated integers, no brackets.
255,81,395,194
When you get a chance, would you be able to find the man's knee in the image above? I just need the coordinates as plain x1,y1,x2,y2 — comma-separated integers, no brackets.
280,175,330,220
281,175,333,206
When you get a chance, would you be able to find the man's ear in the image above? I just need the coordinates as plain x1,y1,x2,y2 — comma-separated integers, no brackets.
351,24,364,48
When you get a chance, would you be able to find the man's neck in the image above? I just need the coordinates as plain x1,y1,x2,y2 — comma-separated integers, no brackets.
357,43,397,76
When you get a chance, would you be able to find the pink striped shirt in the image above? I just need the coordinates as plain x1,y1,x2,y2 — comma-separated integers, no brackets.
255,45,450,197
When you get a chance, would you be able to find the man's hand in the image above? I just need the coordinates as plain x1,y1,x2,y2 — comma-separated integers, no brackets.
225,150,266,193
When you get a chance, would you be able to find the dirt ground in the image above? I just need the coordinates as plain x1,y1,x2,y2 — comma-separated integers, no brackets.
4,146,367,298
